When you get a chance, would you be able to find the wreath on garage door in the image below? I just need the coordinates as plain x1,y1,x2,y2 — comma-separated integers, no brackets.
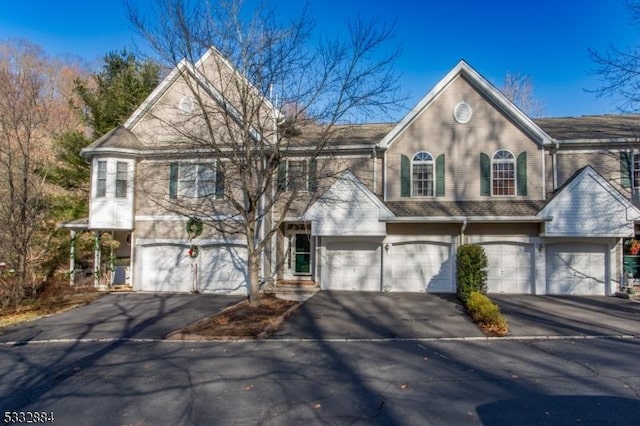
186,217,203,239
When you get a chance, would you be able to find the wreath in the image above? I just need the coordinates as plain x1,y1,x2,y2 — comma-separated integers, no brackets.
186,217,203,239
187,245,200,259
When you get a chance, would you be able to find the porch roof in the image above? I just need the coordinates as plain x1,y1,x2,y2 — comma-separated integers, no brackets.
384,200,546,219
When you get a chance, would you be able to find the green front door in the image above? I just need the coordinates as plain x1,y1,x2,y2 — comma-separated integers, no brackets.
294,234,311,274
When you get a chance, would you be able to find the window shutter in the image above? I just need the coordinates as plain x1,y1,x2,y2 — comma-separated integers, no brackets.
480,153,490,196
621,152,632,189
517,152,527,196
169,163,178,199
215,162,225,199
400,154,410,197
436,154,445,197
277,161,287,190
308,159,317,192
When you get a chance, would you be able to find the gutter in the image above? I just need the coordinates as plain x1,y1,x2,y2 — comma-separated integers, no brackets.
383,216,552,223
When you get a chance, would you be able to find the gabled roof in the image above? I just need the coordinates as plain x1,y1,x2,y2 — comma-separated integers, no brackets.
538,166,640,237
378,60,553,149
303,170,394,236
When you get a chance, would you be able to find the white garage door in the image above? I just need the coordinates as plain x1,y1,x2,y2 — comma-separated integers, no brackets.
137,244,248,294
483,244,533,294
325,241,381,291
546,243,606,295
199,245,248,294
389,243,453,292
138,244,193,292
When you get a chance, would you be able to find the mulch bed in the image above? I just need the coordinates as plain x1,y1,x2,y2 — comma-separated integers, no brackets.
169,294,300,340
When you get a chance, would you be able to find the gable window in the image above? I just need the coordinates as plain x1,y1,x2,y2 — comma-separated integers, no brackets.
96,161,107,198
170,163,223,199
492,150,515,196
412,151,434,196
115,162,128,198
278,159,318,192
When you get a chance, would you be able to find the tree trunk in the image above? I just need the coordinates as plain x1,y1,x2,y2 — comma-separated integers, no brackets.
247,250,261,306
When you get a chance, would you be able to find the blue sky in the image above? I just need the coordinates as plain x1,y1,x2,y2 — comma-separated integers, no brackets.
1,1,638,120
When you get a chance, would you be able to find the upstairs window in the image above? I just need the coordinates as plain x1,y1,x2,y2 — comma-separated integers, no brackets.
278,159,318,192
170,163,223,200
492,150,515,196
96,161,107,198
634,153,640,188
115,162,128,198
412,151,434,196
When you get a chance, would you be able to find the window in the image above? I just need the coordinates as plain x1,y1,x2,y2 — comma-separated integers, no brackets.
177,164,217,198
278,159,317,192
96,161,107,197
634,153,640,188
115,162,128,198
492,150,515,196
412,151,434,196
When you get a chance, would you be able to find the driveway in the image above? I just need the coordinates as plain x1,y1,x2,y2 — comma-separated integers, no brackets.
491,295,640,337
0,292,241,343
273,291,484,339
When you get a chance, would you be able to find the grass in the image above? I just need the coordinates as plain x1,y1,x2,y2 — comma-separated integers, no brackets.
0,283,103,329
173,294,299,340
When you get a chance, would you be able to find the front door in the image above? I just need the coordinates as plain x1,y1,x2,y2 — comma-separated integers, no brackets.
285,231,312,278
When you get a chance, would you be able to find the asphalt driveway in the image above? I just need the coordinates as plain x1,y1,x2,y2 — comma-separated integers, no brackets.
491,295,640,337
0,292,241,343
272,291,484,339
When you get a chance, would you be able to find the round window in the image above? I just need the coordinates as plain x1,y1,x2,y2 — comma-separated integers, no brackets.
179,96,195,113
454,101,472,124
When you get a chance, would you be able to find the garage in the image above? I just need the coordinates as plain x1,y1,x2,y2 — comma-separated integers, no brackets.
199,245,248,294
137,244,193,292
389,242,453,292
483,243,534,294
137,243,248,294
546,243,607,295
324,240,381,291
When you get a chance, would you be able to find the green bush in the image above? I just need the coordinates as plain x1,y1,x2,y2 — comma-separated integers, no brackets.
456,244,488,303
465,291,508,336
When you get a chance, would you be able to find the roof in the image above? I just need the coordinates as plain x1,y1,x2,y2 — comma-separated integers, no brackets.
82,126,144,155
285,122,395,148
385,200,546,218
378,60,553,149
535,115,640,140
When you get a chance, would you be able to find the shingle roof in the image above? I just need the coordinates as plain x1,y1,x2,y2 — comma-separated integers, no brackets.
86,126,145,150
534,115,640,140
385,200,546,218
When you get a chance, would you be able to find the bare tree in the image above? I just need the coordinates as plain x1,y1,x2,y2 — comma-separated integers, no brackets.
502,71,545,117
127,0,402,304
0,40,85,297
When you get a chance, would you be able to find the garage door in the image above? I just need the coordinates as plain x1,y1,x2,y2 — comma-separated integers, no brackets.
325,241,381,291
138,244,193,292
389,242,453,292
483,244,533,294
199,245,248,294
546,243,606,295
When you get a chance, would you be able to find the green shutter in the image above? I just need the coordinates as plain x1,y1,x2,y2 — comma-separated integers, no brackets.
621,152,632,189
308,159,317,192
277,161,286,191
480,153,490,196
400,154,410,197
517,152,527,196
215,162,224,199
436,154,445,197
169,163,178,199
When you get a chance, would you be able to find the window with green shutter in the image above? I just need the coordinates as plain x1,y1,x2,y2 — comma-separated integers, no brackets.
621,151,632,189
480,153,490,196
436,154,445,197
400,154,410,197
516,152,527,196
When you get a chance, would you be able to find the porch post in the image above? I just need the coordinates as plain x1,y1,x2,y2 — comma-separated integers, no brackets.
69,230,76,286
94,231,101,288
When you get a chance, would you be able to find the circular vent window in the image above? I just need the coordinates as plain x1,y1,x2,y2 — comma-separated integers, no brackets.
179,95,195,113
454,101,472,124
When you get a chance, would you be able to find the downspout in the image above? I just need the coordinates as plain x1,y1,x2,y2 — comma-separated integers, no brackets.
552,141,559,190
460,219,468,246
69,230,76,286
372,146,377,195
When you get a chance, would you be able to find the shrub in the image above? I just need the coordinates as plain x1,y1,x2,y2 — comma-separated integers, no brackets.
456,244,488,303
465,291,508,336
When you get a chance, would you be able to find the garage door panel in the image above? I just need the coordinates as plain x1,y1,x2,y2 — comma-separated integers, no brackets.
484,244,533,294
200,246,248,294
390,243,453,293
325,241,381,291
546,244,606,295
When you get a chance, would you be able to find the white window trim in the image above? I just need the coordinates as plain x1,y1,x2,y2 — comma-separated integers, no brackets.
411,151,435,197
177,163,219,199
491,149,516,197
286,159,309,193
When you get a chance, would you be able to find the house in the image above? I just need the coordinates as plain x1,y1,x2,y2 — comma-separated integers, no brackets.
69,48,640,296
